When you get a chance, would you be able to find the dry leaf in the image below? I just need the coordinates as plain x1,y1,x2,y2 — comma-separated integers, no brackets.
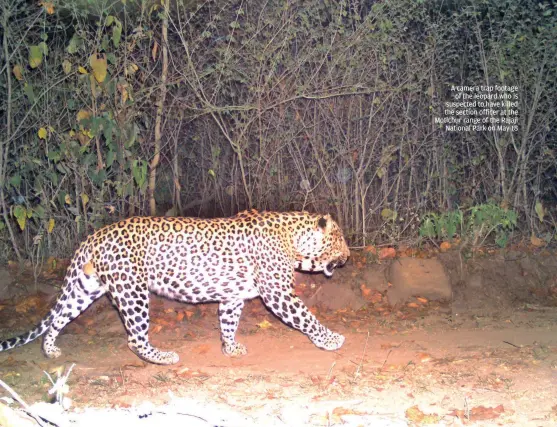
364,245,377,255
379,247,396,260
89,53,107,83
151,324,163,334
417,352,433,363
257,319,273,329
12,65,24,81
360,284,372,298
530,234,545,247
151,40,159,61
450,405,504,421
38,127,47,140
40,1,55,14
440,241,452,252
76,110,91,122
405,405,440,424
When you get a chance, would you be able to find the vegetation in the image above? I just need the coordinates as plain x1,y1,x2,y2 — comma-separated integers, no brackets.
0,0,555,261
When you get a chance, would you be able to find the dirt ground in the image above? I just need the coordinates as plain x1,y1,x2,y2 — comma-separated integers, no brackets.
1,249,557,426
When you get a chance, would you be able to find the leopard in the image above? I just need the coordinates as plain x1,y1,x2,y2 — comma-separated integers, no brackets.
0,210,350,365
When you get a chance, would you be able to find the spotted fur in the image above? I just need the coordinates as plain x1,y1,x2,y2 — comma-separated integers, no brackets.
0,210,349,365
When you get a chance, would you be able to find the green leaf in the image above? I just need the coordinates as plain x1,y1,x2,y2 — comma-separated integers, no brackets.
23,83,36,102
13,205,27,230
106,149,115,167
112,21,122,47
34,205,46,219
58,191,67,206
90,169,107,186
535,201,545,223
29,45,43,68
67,34,82,54
103,119,114,145
38,41,48,55
9,174,21,189
81,193,89,207
132,160,147,189
105,15,114,26
62,59,72,74
125,123,138,148
381,208,397,222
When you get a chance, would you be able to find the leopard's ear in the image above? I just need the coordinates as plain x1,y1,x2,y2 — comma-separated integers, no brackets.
316,215,332,232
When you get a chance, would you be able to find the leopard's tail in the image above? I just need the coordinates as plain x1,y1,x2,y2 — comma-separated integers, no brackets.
0,307,56,352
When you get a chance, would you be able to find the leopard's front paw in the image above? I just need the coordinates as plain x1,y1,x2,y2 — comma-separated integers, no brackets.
222,342,247,357
314,331,345,351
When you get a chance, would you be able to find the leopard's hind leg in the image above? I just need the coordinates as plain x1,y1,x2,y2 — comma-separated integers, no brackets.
219,300,247,356
105,274,179,365
42,264,105,358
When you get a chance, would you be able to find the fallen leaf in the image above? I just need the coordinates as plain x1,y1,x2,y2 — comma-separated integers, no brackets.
405,405,440,424
530,234,545,247
440,241,451,252
417,352,433,363
360,284,372,298
450,405,504,421
257,319,273,329
379,247,396,259
151,324,163,334
364,245,377,255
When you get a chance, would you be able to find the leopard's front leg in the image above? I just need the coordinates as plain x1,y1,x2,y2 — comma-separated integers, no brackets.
256,267,345,351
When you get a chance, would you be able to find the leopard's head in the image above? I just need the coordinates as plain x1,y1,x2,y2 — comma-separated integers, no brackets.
294,214,350,277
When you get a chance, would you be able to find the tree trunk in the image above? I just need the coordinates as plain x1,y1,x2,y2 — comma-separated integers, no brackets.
148,0,169,216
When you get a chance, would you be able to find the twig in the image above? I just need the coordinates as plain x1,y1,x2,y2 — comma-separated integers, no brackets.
327,361,336,380
503,340,520,348
380,349,393,371
0,379,48,427
44,363,75,404
353,331,370,381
